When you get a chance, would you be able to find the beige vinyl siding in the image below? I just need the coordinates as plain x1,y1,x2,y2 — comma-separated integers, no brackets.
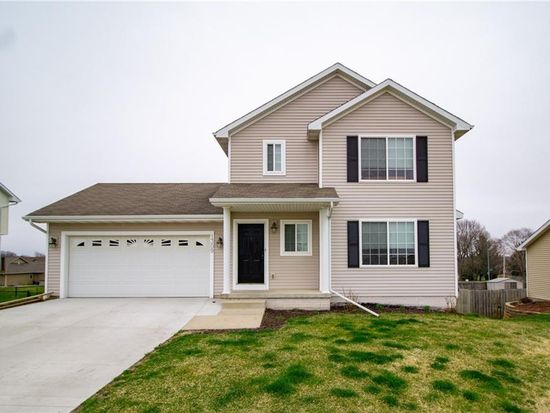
526,230,550,300
230,75,364,183
323,92,457,298
46,222,223,297
231,212,319,290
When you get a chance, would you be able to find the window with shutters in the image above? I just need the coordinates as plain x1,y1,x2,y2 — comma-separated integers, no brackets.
360,136,415,181
263,140,286,175
360,220,417,266
281,220,312,256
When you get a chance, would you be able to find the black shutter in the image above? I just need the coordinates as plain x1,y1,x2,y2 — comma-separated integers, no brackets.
347,221,360,268
416,136,428,182
347,136,359,182
417,220,430,267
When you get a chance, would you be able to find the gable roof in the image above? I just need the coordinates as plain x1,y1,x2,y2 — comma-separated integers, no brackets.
1,256,45,275
213,63,375,140
308,79,474,140
0,182,21,204
24,183,224,222
517,219,550,250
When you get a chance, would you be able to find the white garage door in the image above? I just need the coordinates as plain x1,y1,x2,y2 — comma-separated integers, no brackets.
67,235,211,297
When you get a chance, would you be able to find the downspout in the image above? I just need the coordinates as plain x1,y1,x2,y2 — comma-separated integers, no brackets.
325,201,378,317
27,219,47,234
330,289,379,317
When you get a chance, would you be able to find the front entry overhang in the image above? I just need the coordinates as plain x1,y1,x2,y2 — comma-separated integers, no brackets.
209,183,339,212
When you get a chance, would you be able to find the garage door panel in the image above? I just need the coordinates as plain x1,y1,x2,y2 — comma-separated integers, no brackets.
68,235,211,297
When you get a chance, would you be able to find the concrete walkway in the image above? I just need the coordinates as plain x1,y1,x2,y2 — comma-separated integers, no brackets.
183,299,265,330
0,298,209,413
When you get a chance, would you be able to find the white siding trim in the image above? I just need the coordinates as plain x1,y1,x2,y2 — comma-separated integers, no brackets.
223,207,231,294
24,215,224,223
452,131,459,297
59,230,215,299
319,208,330,293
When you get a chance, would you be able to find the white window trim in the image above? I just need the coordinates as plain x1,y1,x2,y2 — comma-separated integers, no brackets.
280,220,312,256
358,135,417,182
263,140,286,175
359,218,418,267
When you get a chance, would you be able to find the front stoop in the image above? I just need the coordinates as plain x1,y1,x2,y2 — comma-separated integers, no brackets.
183,299,266,330
221,290,331,311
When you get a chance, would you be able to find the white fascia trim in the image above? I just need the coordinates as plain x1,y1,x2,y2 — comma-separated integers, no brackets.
517,219,550,250
0,182,21,203
210,198,340,205
23,215,224,223
213,63,376,138
309,79,474,138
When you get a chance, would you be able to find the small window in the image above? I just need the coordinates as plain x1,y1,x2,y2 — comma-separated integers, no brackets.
178,240,188,246
91,240,102,247
109,240,119,247
76,241,85,247
360,137,414,181
144,239,154,246
263,140,286,175
281,221,311,256
196,241,204,247
127,239,137,247
161,239,171,247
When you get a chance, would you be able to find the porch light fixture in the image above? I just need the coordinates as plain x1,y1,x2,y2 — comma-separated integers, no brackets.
216,237,223,248
49,237,57,248
270,221,278,234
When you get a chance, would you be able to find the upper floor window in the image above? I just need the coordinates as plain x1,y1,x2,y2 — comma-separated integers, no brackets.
263,140,286,175
360,136,414,181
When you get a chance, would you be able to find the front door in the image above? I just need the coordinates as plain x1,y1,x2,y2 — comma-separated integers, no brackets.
237,223,265,284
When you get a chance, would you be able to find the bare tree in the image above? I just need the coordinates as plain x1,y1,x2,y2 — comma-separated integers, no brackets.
457,219,497,280
34,252,45,257
497,228,531,277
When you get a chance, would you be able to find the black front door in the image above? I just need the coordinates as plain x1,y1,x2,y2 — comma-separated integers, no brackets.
237,223,265,284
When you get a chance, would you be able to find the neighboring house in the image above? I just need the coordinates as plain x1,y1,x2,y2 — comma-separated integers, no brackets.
486,277,523,291
518,219,550,301
24,63,473,309
0,182,21,236
0,256,45,287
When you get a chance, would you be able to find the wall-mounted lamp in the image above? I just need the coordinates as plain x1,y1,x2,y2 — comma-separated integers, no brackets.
216,237,223,248
270,221,278,234
49,237,57,248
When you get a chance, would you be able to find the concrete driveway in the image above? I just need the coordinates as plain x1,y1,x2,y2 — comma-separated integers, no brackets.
0,298,211,413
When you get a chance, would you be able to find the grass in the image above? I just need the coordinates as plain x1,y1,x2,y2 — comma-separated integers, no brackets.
78,312,550,413
0,285,43,303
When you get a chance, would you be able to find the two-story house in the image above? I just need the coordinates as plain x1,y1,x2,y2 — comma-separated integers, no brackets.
25,63,473,309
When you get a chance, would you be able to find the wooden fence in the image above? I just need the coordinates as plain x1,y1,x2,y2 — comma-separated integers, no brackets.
458,281,488,290
456,289,527,318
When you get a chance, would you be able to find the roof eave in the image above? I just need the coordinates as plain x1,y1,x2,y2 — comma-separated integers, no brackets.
308,79,474,139
210,197,340,207
517,219,550,250
213,63,376,139
23,214,224,224
0,183,21,204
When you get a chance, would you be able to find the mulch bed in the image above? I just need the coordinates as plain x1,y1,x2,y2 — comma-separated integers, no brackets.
260,304,449,329
513,300,550,313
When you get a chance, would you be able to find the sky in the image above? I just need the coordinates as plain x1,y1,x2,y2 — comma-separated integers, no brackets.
1,1,549,255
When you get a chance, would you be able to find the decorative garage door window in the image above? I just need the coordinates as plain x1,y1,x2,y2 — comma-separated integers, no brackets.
71,237,210,249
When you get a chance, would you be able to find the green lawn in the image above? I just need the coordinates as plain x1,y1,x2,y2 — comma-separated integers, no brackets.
79,311,550,413
0,285,44,303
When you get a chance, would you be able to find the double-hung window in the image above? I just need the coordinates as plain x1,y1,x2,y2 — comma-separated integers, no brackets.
263,140,286,175
360,136,414,180
281,220,311,256
361,220,416,266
